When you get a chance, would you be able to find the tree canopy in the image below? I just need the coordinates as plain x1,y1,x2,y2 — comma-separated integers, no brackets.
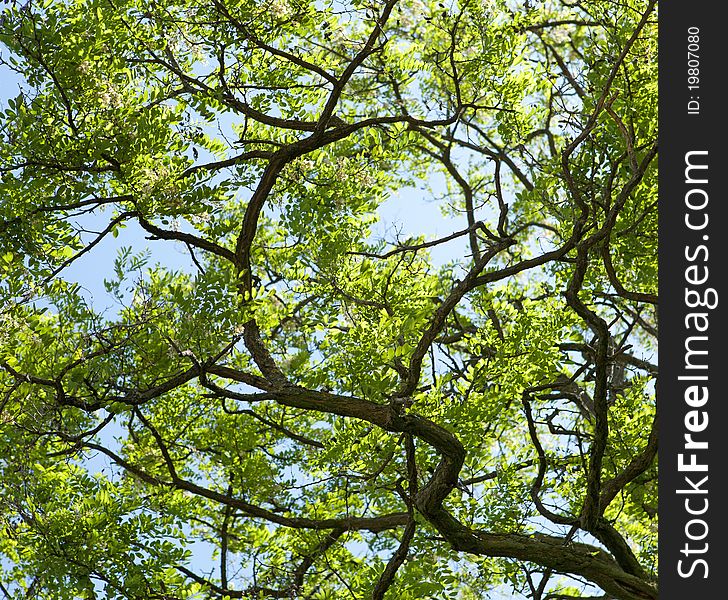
0,0,658,598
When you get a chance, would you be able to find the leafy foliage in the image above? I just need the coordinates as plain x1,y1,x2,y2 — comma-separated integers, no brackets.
1,0,657,598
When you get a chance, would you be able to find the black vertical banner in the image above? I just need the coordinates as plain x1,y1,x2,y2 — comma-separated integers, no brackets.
659,3,726,597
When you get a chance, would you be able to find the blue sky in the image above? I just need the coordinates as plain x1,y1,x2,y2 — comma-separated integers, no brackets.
0,36,609,600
